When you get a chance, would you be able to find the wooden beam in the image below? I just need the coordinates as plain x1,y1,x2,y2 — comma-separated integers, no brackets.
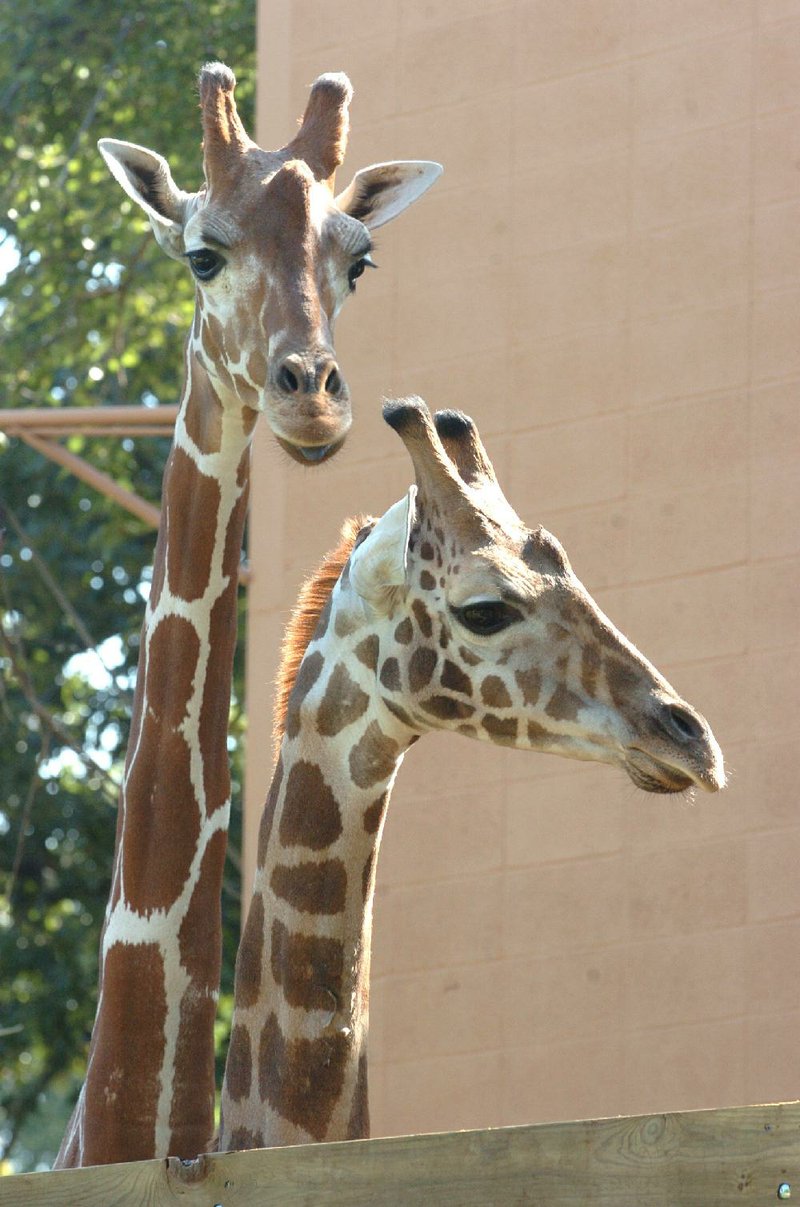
16,431,162,530
2,1102,798,1205
0,405,179,436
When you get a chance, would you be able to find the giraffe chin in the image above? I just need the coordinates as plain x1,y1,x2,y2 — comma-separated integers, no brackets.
624,750,701,795
275,434,348,464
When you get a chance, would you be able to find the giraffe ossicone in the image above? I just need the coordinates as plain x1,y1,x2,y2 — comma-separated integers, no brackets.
55,64,440,1170
219,397,724,1151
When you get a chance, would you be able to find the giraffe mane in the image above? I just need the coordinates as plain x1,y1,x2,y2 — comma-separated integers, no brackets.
274,514,376,754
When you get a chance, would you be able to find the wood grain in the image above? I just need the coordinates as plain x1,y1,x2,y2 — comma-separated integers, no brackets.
2,1102,798,1206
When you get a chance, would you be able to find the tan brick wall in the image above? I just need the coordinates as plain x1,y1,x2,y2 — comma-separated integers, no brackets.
250,0,800,1135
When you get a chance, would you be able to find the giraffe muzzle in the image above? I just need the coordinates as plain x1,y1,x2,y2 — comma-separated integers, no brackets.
625,697,726,794
268,351,352,462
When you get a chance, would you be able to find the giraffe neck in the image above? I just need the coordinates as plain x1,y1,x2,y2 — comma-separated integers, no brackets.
219,574,414,1150
56,354,254,1167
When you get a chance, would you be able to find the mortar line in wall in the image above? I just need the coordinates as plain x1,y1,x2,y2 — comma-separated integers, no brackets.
745,0,759,573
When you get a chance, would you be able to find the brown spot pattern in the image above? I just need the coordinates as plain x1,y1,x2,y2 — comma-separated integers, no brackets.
362,792,387,834
165,447,220,602
482,714,519,743
440,659,472,696
198,584,237,816
227,1125,265,1151
459,645,481,667
203,311,225,364
605,656,642,709
236,448,250,489
270,859,348,914
409,646,438,692
279,761,342,850
247,347,267,384
528,719,551,744
285,650,324,740
419,569,436,591
314,593,334,642
170,1027,224,1160
349,721,400,789
362,851,375,901
225,1024,252,1103
317,663,369,736
257,755,284,869
177,828,226,993
355,634,379,671
183,386,223,456
146,614,200,729
271,918,344,1011
545,684,583,722
394,618,413,644
515,666,542,707
149,544,166,613
82,943,166,1163
259,1012,349,1141
382,697,416,729
420,695,475,721
481,675,512,709
124,712,198,915
412,599,433,638
234,894,265,1009
334,611,357,639
380,657,401,691
420,541,435,561
581,644,601,698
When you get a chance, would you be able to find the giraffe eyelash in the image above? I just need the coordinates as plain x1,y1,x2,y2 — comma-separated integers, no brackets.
347,251,378,291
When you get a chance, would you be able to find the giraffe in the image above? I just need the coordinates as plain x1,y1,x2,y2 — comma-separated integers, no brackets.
218,398,725,1151
55,65,440,1169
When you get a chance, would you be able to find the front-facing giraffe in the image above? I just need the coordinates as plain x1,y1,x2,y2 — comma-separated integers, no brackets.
219,398,725,1150
55,65,440,1169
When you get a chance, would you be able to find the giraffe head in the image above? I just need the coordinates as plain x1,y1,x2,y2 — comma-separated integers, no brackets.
96,63,441,462
345,399,725,794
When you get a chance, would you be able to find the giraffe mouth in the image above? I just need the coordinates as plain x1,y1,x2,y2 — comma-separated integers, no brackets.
624,748,698,795
275,434,347,465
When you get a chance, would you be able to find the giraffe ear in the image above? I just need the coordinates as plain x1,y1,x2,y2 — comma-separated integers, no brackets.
350,488,416,611
98,138,193,260
335,161,442,230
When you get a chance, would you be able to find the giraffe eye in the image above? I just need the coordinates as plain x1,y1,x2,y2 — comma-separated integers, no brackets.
347,253,376,292
187,248,224,281
452,600,521,636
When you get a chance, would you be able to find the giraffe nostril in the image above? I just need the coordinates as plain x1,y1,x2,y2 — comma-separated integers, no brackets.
277,364,299,394
325,366,343,397
663,703,705,744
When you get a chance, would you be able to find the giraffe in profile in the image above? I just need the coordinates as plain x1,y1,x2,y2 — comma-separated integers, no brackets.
219,398,724,1150
55,64,440,1169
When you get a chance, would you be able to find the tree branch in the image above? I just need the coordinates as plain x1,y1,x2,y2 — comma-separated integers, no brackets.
0,624,119,803
6,730,51,903
0,497,99,653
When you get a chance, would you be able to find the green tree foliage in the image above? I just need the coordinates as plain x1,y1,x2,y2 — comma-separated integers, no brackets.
0,0,254,1171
